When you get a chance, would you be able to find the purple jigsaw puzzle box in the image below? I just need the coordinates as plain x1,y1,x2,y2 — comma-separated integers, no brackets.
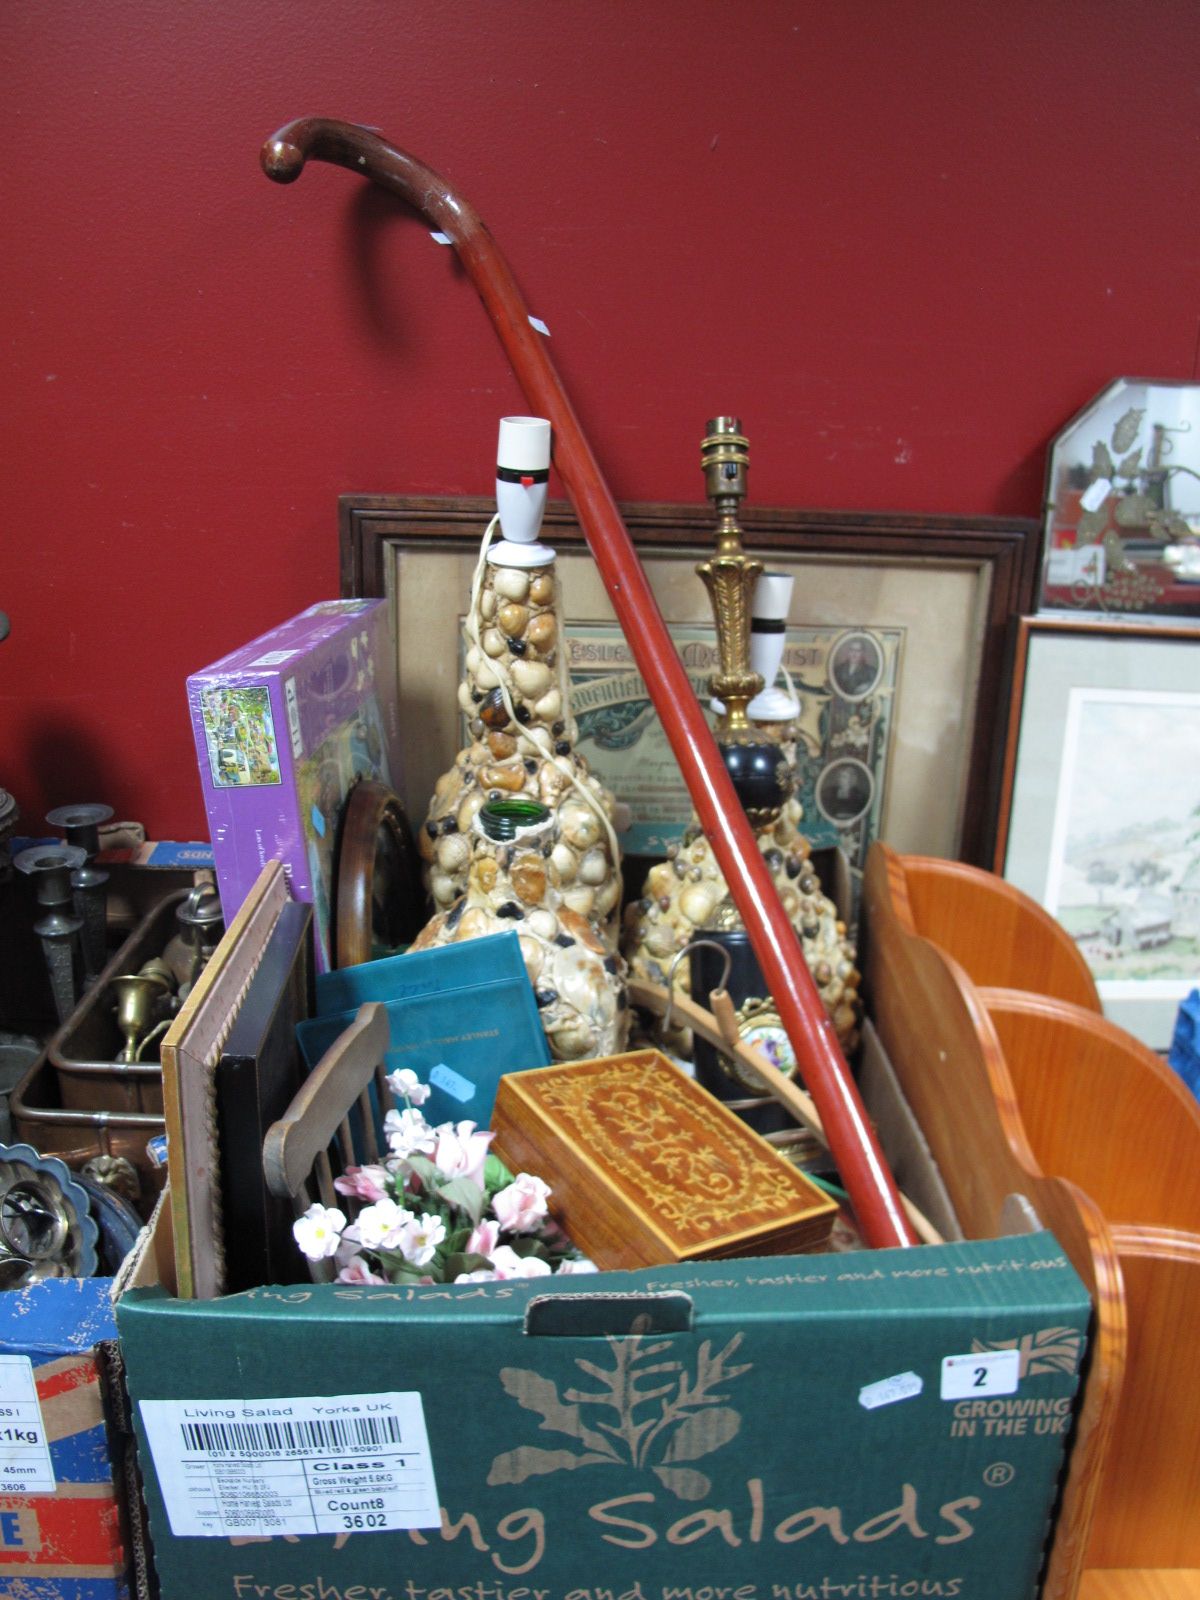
186,599,402,972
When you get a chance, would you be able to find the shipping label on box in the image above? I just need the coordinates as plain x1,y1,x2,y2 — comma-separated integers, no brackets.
118,1231,1088,1600
1,1277,129,1599
186,600,402,971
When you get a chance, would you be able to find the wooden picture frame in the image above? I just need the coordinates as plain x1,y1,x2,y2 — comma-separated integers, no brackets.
995,614,1200,1049
160,860,290,1299
333,777,423,967
216,898,315,1294
340,495,1040,867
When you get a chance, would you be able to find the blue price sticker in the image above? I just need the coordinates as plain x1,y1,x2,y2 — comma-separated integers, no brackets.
429,1062,476,1104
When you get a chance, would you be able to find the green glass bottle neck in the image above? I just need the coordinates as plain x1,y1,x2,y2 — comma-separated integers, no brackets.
477,798,552,842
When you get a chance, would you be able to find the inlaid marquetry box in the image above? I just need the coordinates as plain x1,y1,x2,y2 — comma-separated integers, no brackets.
490,1048,838,1267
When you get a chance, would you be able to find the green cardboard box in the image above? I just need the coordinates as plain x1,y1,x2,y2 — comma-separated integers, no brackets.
117,1230,1088,1600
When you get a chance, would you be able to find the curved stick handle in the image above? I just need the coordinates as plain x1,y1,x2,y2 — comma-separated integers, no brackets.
262,117,916,1249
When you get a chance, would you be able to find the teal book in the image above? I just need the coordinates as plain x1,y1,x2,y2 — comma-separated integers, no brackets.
313,928,522,1015
297,932,549,1129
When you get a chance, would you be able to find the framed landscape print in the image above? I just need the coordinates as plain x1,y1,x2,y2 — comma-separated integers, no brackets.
997,616,1200,1049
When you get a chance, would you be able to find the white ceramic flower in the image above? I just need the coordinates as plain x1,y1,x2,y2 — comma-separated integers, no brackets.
554,1256,599,1274
293,1203,346,1261
384,1106,436,1159
355,1197,415,1251
386,1067,431,1106
397,1212,447,1268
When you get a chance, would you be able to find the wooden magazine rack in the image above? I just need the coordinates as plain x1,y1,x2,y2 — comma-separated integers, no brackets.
864,843,1200,1595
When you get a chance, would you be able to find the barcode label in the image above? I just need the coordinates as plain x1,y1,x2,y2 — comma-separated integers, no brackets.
248,649,300,667
0,1356,56,1495
139,1391,440,1537
180,1412,403,1455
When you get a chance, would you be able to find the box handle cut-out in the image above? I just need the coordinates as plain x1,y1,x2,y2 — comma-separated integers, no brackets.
524,1291,695,1337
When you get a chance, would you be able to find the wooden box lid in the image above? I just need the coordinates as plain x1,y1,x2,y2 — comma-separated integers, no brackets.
491,1049,838,1270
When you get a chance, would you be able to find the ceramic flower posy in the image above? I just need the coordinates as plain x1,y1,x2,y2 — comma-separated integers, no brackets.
293,1067,595,1285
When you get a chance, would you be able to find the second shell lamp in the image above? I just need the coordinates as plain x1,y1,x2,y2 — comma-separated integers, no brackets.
621,418,861,1064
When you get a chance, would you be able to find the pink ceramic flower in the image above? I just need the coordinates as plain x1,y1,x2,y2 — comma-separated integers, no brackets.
488,1245,552,1279
333,1164,391,1203
466,1218,501,1258
336,1255,388,1285
491,1173,552,1234
432,1120,494,1188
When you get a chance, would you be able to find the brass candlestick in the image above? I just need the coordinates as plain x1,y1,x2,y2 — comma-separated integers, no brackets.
697,418,793,828
696,417,762,740
110,971,170,1064
620,420,862,1064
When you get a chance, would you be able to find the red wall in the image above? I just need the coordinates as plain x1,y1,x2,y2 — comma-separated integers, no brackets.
5,0,1198,841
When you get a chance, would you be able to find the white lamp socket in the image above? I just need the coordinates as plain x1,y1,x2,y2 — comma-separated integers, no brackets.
747,571,798,721
491,416,555,568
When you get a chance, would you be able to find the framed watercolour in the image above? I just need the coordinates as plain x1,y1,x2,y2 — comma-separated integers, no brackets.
341,496,1040,869
996,616,1200,1049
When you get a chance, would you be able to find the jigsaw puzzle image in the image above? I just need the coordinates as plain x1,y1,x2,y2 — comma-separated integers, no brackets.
200,685,282,788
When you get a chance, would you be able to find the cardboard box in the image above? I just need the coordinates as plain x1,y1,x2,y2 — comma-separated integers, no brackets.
1,1276,129,1599
186,600,402,971
118,1228,1089,1600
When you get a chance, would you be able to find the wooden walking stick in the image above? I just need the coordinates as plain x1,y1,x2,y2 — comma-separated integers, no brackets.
261,117,917,1248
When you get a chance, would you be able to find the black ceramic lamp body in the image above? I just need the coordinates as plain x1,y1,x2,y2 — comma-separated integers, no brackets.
718,739,793,829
